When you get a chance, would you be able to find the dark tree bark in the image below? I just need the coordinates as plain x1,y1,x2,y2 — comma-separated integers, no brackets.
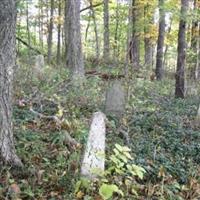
190,0,198,80
65,0,85,79
103,0,110,62
175,0,188,98
0,0,22,167
144,3,154,69
56,0,61,65
47,0,54,64
129,0,140,69
155,0,165,80
26,0,31,62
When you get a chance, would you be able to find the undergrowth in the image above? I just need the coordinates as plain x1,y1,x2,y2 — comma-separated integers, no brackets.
0,64,199,200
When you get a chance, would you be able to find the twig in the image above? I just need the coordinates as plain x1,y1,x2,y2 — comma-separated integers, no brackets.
80,2,103,13
30,107,60,123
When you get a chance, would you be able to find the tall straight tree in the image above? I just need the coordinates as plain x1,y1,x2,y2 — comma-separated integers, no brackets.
89,0,100,61
103,0,110,62
0,0,22,166
175,0,188,98
144,3,154,69
190,0,198,80
65,0,85,79
47,0,54,64
129,0,140,69
56,0,62,65
155,0,165,80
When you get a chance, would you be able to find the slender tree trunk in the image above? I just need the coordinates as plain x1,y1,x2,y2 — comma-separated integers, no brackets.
47,0,54,64
65,0,85,79
198,23,200,79
114,0,120,60
85,13,91,42
57,0,61,65
39,0,44,49
103,0,110,62
0,0,22,167
144,3,154,69
89,0,100,61
175,0,188,98
156,0,165,80
190,0,198,80
129,0,140,69
26,0,31,62
163,18,173,67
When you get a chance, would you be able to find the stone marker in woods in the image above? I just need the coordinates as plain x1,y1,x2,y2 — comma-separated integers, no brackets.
105,80,125,117
35,55,45,69
81,112,106,179
34,55,45,80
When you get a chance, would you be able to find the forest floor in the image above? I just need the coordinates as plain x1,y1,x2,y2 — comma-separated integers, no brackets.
0,64,200,200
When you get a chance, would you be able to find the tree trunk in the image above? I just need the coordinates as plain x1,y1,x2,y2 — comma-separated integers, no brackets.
163,18,173,67
175,0,188,98
26,0,31,62
190,0,198,80
198,23,200,79
0,0,22,167
89,0,100,61
129,0,140,69
103,0,110,62
56,0,61,65
144,3,154,69
47,0,54,64
65,0,85,80
114,0,120,60
39,0,44,49
155,0,165,80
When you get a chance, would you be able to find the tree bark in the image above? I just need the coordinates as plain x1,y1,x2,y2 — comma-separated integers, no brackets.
89,0,100,61
47,0,54,64
26,0,31,62
0,0,22,167
155,0,165,80
129,0,140,69
56,0,61,65
190,0,198,80
144,3,154,69
103,0,110,62
175,0,188,98
65,0,85,80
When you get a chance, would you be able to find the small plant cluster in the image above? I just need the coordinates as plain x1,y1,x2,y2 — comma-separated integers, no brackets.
75,144,146,199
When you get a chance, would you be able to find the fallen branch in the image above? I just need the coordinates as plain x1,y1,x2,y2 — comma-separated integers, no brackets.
80,2,103,13
16,37,44,55
30,107,60,123
63,131,81,148
29,107,80,148
85,70,125,80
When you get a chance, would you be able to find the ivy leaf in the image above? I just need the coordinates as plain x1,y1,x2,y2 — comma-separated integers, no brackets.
99,184,123,200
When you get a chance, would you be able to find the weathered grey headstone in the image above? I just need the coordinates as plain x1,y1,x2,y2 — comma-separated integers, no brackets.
33,55,45,80
81,112,106,179
35,55,45,69
105,80,125,117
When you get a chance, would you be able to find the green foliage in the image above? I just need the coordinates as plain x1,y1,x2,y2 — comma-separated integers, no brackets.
99,183,123,200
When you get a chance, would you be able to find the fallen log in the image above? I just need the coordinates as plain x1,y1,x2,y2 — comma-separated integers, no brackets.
16,37,44,55
85,70,125,80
